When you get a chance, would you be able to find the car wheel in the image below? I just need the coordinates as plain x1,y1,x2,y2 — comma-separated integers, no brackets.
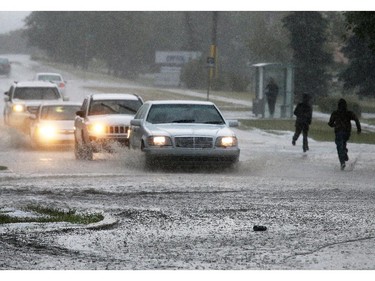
224,157,240,171
29,130,40,150
141,141,154,170
3,112,9,126
74,139,83,160
124,139,130,148
75,138,93,160
21,120,30,134
144,155,155,170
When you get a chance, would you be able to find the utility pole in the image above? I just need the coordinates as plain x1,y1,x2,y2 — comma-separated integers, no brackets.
207,11,218,101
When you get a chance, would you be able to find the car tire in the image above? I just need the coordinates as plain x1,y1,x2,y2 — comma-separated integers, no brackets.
74,140,83,160
29,130,40,150
144,155,155,170
3,112,9,126
141,141,154,170
224,157,240,171
75,139,93,160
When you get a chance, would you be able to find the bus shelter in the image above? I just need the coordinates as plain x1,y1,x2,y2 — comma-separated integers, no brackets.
252,63,294,118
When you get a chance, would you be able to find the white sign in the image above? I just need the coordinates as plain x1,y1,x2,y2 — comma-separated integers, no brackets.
155,51,201,65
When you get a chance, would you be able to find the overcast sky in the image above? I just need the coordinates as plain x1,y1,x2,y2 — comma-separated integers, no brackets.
0,11,30,34
0,1,374,35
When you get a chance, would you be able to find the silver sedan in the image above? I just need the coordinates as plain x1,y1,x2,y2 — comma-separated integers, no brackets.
129,100,240,168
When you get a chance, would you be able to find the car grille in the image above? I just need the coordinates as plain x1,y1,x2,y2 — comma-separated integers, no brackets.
27,106,39,115
105,125,128,135
174,137,213,149
58,129,74,135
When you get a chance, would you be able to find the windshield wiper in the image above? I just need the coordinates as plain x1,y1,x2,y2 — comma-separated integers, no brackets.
100,103,118,113
118,104,137,113
172,119,195,123
204,121,224,124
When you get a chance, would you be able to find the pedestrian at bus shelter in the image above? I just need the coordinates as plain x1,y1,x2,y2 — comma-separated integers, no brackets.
265,77,279,118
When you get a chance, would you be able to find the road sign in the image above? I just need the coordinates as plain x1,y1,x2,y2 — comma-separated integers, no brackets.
207,56,215,68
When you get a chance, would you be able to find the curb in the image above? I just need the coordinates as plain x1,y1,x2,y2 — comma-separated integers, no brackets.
86,214,118,230
0,212,118,234
0,167,18,180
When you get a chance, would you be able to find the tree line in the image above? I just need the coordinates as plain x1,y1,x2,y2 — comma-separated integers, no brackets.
24,12,290,77
22,11,375,99
0,30,32,54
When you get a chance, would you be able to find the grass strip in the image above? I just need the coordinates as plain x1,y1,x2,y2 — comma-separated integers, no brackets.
240,119,375,144
0,205,104,225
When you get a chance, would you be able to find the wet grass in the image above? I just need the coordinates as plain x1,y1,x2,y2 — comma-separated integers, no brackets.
240,119,375,144
84,86,198,102
365,118,375,126
0,166,8,171
0,205,104,225
79,84,375,145
37,58,374,144
83,85,235,108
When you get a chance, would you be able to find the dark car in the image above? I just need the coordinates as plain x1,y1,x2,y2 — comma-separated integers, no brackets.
0,58,11,76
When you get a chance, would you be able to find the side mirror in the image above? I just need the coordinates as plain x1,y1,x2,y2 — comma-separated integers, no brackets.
4,91,9,96
227,120,239,128
130,119,142,127
76,110,84,118
63,96,69,101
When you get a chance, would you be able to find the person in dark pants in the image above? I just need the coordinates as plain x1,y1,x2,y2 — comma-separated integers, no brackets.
328,98,361,170
292,94,313,152
265,78,279,118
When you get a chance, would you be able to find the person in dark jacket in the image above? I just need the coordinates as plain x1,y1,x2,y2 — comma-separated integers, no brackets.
328,98,361,170
292,94,313,152
265,78,279,118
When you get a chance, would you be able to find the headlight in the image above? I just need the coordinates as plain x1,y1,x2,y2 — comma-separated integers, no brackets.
38,125,57,139
12,104,25,112
215,136,238,148
88,123,106,135
147,136,172,147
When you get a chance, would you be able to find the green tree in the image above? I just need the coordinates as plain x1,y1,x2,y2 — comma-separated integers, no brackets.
0,30,30,54
24,12,97,68
23,11,296,85
24,12,63,59
338,12,375,98
339,35,375,98
180,58,207,89
283,12,333,100
345,12,375,52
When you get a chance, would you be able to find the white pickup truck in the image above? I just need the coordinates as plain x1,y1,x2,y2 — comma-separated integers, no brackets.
3,80,68,133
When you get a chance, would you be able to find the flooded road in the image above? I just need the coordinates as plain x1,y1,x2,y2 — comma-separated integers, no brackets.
1,55,375,270
1,123,375,269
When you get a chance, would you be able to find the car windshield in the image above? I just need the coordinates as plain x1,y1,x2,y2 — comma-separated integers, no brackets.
13,87,61,100
40,105,81,120
0,58,9,64
37,75,62,82
146,104,225,125
89,99,143,116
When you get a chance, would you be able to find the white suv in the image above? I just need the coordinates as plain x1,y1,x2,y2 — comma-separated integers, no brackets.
34,72,66,95
3,81,68,132
74,93,143,160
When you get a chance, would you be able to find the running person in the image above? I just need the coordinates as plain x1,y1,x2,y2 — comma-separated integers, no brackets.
328,98,361,170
